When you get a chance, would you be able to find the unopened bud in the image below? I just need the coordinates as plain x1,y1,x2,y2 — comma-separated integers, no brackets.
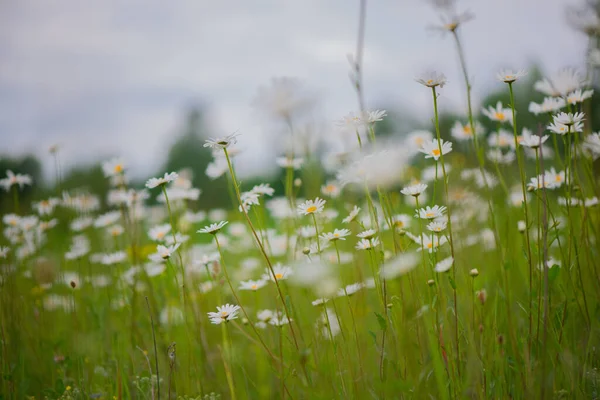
469,268,479,277
427,279,435,287
302,247,311,255
517,220,526,233
294,178,302,187
70,281,77,289
476,289,487,305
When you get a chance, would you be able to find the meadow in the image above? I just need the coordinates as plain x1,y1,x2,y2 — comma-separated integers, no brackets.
2,2,600,400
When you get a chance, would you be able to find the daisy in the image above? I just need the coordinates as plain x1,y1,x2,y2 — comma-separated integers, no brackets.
102,158,126,177
380,252,419,279
482,101,513,124
251,183,275,196
32,198,61,216
365,109,387,123
197,221,229,235
553,112,585,126
297,197,326,216
262,264,293,281
401,183,428,197
496,69,527,83
342,205,361,224
427,220,448,233
430,10,474,33
208,304,241,324
583,132,600,159
520,134,549,149
203,132,240,150
145,172,179,189
94,211,122,228
434,256,454,272
356,229,377,239
276,156,304,170
547,121,583,135
450,121,484,141
486,149,515,165
392,214,412,230
337,282,365,297
0,170,32,192
528,97,566,115
415,205,447,219
321,181,341,198
0,246,10,259
416,71,447,88
487,130,514,148
320,229,351,242
148,224,172,241
100,251,128,265
544,168,566,189
406,232,448,253
534,68,585,97
355,237,380,250
418,138,453,160
566,89,594,105
149,244,181,262
406,130,434,153
239,279,268,291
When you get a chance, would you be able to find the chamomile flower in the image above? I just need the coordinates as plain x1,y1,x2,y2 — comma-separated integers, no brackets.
320,229,351,242
239,279,268,291
321,181,341,198
365,109,387,123
418,138,453,160
276,156,304,170
415,205,447,220
401,183,428,197
520,134,549,149
262,264,293,282
203,132,240,150
547,121,583,135
430,10,475,33
406,232,447,253
496,69,527,83
482,101,513,124
355,237,380,250
145,172,179,189
337,282,365,297
251,183,275,196
427,220,448,233
208,304,241,324
342,205,361,224
528,97,566,115
102,158,126,177
32,198,61,216
583,132,600,159
434,256,454,272
0,170,32,191
416,71,447,88
297,197,326,216
566,89,594,105
149,244,181,262
197,221,229,235
356,229,377,239
553,112,585,126
450,121,484,141
534,68,586,97
148,224,172,242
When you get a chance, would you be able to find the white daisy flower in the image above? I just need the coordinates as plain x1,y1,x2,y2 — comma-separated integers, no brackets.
320,229,351,242
380,252,419,279
528,97,566,115
496,69,527,83
276,156,304,170
356,229,377,239
355,237,380,250
251,183,275,196
429,10,474,33
534,68,586,97
149,244,181,262
197,221,229,235
520,134,549,149
342,205,361,224
148,224,172,242
415,205,447,220
0,170,32,192
583,132,600,159
337,282,365,297
419,138,453,161
482,101,513,124
203,133,240,150
416,71,447,88
450,121,484,141
401,183,428,197
239,279,268,291
552,112,585,126
102,158,126,177
434,256,454,272
297,197,326,216
262,264,293,282
321,181,341,198
145,172,179,189
566,89,594,105
427,220,448,233
406,232,447,253
208,304,241,324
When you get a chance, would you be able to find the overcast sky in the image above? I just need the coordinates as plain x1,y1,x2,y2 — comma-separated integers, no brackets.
0,0,588,180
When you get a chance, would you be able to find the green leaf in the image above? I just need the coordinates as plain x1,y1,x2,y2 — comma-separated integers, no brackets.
448,276,456,290
374,312,387,331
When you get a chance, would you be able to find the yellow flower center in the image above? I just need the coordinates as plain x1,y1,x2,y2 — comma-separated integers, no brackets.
333,233,339,237
306,205,317,213
275,273,283,279
157,232,165,239
114,164,123,173
221,311,229,317
495,112,505,120
555,175,562,182
432,149,441,156
425,212,434,218
326,184,335,192
427,243,433,249
445,22,458,31
251,284,257,290
415,137,424,145
462,125,472,135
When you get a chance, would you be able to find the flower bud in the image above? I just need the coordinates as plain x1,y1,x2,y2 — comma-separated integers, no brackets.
302,247,311,255
427,279,435,287
517,220,526,233
469,268,479,277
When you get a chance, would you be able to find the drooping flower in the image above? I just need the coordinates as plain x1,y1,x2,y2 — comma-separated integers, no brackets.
342,206,361,224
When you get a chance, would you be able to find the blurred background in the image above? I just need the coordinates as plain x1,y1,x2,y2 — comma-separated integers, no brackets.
0,0,595,209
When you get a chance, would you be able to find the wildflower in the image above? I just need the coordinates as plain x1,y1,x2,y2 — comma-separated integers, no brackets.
145,172,179,189
430,10,474,33
469,268,479,277
534,68,586,97
0,247,9,259
100,251,128,265
32,198,61,216
337,282,365,297
312,298,330,306
321,181,341,198
276,156,304,170
203,133,240,150
583,132,600,159
0,170,32,191
149,244,181,262
102,158,126,177
380,252,419,279
487,149,515,164
239,279,268,291
392,214,412,230
355,237,380,250
416,71,447,88
528,97,566,115
94,211,121,228
251,183,275,196
320,229,351,242
401,183,428,197
342,205,361,224
547,121,582,135
496,69,527,83
208,304,241,324
419,138,453,160
482,101,513,124
566,89,594,105
553,112,585,127
148,224,172,242
487,130,514,148
297,197,326,216
434,256,454,272
197,221,229,235
544,168,566,189
357,229,377,239
450,121,484,141
365,110,387,123
427,220,447,233
262,264,293,282
415,205,447,219
517,220,526,232
406,232,448,253
520,133,549,149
